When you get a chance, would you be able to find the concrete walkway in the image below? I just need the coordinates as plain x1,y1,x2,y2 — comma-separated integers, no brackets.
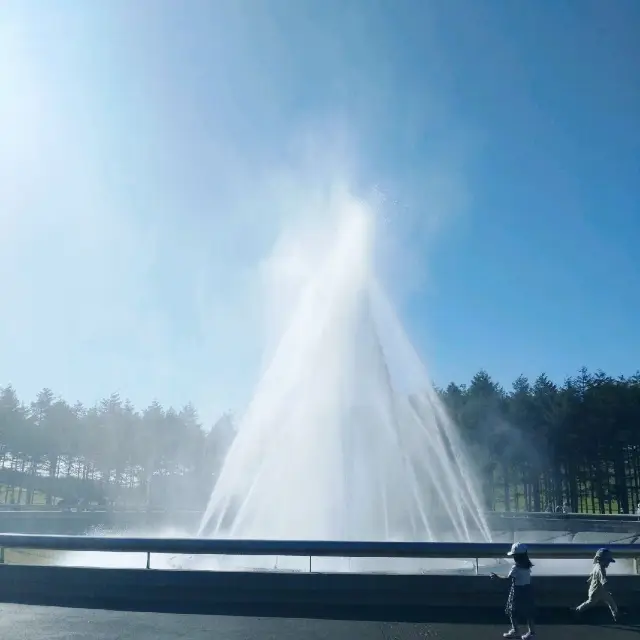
0,605,638,640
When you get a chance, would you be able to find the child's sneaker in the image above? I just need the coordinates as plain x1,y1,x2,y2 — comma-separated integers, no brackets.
503,631,520,639
522,633,535,640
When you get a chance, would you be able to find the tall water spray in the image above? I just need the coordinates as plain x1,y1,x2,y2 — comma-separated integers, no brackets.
199,196,490,543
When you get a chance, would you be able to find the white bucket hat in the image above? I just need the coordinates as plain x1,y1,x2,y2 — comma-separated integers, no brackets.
507,542,528,556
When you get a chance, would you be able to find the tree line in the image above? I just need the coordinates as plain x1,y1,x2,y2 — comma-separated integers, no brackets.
439,368,640,514
0,386,236,509
1,366,638,513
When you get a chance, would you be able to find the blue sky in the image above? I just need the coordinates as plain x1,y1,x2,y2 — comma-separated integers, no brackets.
1,1,638,422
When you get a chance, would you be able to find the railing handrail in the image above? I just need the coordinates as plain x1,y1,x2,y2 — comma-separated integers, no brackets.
0,535,637,559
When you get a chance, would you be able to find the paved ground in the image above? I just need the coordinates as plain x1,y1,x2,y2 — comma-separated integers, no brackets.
0,605,638,640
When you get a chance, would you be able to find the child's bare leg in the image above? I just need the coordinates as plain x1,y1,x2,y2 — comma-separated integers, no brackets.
575,598,595,612
602,592,618,619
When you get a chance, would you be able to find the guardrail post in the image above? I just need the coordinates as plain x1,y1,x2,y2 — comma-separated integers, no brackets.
475,558,479,575
634,557,640,575
308,555,312,573
146,552,151,569
0,547,4,564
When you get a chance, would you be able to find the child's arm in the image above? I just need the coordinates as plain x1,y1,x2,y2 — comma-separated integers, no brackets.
490,566,515,580
597,567,608,586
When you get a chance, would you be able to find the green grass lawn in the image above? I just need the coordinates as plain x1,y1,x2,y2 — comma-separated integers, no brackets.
489,483,629,514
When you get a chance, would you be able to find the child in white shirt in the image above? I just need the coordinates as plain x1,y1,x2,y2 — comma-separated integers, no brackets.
491,542,536,639
574,548,618,621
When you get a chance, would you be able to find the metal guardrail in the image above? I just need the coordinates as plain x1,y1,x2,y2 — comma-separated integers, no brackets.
0,535,638,572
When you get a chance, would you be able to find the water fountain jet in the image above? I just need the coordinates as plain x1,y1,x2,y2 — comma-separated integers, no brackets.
198,194,491,557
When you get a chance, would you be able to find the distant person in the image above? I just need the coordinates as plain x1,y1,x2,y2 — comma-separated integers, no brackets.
573,548,618,621
636,502,640,518
562,502,570,514
555,505,563,514
491,542,536,639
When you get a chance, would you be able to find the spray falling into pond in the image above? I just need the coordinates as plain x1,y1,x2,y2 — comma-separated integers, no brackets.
198,194,491,554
